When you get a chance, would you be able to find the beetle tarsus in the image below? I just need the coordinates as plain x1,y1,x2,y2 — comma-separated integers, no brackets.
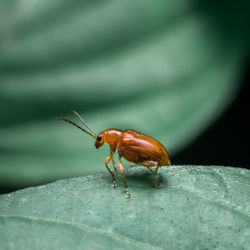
112,181,117,187
155,183,161,188
126,189,130,198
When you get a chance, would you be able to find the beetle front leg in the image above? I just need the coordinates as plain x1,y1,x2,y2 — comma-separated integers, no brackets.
111,154,117,170
105,155,117,187
108,148,117,171
118,158,130,198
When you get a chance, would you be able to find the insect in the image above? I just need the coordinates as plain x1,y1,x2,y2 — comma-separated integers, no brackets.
57,110,170,198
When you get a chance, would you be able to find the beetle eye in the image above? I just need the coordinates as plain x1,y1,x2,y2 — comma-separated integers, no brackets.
96,135,102,141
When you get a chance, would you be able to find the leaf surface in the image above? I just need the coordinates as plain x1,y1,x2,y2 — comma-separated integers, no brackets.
0,165,249,249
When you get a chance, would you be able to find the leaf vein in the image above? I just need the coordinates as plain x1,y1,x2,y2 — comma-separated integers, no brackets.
169,185,250,218
0,215,161,250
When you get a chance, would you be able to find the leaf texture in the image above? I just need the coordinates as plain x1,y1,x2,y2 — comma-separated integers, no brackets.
0,165,249,249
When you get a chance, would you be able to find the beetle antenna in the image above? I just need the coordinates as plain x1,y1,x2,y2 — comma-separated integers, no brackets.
72,110,97,137
57,117,96,139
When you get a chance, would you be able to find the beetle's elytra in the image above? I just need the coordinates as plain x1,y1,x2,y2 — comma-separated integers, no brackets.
57,111,170,198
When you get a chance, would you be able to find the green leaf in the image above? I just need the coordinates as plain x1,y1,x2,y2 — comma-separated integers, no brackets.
0,165,249,249
0,1,250,184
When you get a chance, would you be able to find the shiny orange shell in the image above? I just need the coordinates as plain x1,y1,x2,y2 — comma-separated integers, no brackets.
117,129,170,167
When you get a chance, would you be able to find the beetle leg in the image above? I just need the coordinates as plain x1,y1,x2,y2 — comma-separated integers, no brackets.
151,164,161,187
111,154,117,170
105,155,117,187
148,167,154,173
118,158,130,198
109,147,117,170
138,160,156,174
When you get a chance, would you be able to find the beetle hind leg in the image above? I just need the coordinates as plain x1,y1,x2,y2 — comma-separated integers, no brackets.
148,167,154,173
139,161,161,187
151,164,161,187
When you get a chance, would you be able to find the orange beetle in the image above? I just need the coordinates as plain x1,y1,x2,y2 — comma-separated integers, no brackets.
58,111,170,198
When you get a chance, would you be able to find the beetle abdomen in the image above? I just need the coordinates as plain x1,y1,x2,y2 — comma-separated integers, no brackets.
118,129,170,166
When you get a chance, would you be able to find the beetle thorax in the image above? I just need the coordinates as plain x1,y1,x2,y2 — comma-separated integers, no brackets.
103,129,122,151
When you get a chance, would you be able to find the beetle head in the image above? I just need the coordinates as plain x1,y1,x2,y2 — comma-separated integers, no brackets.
95,133,104,148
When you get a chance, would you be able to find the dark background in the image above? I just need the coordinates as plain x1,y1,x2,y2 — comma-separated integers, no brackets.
173,61,250,169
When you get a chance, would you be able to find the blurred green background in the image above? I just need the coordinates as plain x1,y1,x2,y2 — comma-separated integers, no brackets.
0,0,249,191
